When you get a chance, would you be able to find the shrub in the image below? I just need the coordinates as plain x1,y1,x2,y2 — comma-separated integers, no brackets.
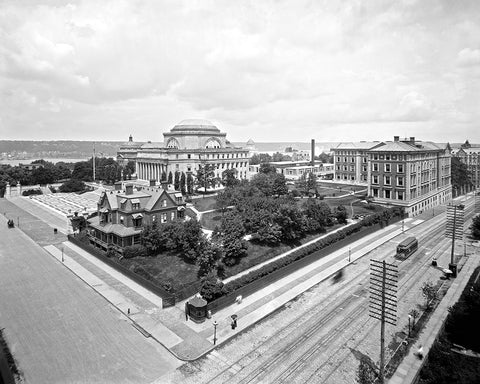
22,189,42,196
123,244,148,259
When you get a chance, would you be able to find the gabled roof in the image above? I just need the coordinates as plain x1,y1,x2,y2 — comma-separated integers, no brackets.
333,142,383,150
369,141,447,152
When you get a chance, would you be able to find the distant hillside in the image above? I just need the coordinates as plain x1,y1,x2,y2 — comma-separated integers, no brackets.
0,140,340,159
0,140,123,158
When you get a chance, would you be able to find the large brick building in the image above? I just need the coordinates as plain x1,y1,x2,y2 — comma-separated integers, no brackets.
332,136,452,216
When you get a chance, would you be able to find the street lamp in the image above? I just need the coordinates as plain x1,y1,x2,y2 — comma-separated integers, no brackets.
61,247,64,262
348,247,351,263
408,315,412,337
213,320,218,345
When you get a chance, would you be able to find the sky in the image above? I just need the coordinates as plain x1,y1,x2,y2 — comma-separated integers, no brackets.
1,0,480,144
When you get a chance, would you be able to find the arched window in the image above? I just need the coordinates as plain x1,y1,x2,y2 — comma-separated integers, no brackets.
205,138,221,149
166,138,179,149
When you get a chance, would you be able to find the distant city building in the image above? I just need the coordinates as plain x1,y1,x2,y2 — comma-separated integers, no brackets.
87,182,186,255
455,144,480,191
333,136,451,216
117,119,250,188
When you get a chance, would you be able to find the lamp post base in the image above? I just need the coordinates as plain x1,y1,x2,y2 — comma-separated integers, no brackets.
449,263,458,278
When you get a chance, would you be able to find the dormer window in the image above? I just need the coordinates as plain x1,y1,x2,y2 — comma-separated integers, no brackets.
131,198,140,210
132,213,143,227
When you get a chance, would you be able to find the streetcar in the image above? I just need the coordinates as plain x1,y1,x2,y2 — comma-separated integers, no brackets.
396,236,418,260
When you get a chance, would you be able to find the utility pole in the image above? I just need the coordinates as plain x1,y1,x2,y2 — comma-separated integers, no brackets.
446,204,464,277
93,142,96,182
369,259,398,383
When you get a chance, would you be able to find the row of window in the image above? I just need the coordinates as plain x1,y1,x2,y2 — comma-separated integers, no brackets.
371,163,404,173
372,175,404,186
178,152,248,160
371,188,404,200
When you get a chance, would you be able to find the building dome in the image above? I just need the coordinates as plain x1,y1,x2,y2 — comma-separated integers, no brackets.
171,119,220,133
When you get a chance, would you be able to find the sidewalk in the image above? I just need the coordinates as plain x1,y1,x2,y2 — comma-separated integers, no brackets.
389,251,479,384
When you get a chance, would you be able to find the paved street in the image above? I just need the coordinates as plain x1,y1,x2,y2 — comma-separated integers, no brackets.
0,211,180,384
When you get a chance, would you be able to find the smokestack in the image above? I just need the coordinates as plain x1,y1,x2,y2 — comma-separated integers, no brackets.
311,139,315,166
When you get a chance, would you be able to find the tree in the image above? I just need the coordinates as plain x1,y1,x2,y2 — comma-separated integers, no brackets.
302,199,332,232
274,204,305,242
470,215,480,239
335,205,348,224
451,157,472,196
306,172,316,194
161,171,167,182
59,179,86,193
196,164,216,194
295,173,308,195
200,274,225,302
272,173,288,196
317,152,333,163
356,357,378,384
168,171,173,184
186,173,194,195
141,223,162,255
174,171,180,191
250,153,272,165
180,172,186,195
31,167,56,185
259,163,276,175
176,219,205,261
70,212,87,232
197,242,223,278
71,161,93,181
222,168,239,188
422,281,438,310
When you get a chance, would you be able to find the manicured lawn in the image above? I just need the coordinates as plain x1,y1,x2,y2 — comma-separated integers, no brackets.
201,211,225,230
191,196,218,212
119,252,199,291
221,230,340,278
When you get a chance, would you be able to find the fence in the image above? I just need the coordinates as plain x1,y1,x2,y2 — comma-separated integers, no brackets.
208,215,401,313
67,235,176,307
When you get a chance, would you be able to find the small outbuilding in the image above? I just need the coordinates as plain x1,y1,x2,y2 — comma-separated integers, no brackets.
187,296,208,323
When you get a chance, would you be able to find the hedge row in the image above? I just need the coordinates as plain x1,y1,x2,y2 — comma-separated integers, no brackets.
208,207,403,301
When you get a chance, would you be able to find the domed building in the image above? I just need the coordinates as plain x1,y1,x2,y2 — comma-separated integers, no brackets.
118,119,250,187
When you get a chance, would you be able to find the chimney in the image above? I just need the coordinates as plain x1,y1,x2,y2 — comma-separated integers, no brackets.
125,184,134,195
311,139,315,166
410,137,415,143
160,181,169,190
114,181,122,191
394,136,399,142
128,134,133,142
149,179,156,187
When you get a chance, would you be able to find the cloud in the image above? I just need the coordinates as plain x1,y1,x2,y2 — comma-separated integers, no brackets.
457,48,480,67
1,0,480,143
